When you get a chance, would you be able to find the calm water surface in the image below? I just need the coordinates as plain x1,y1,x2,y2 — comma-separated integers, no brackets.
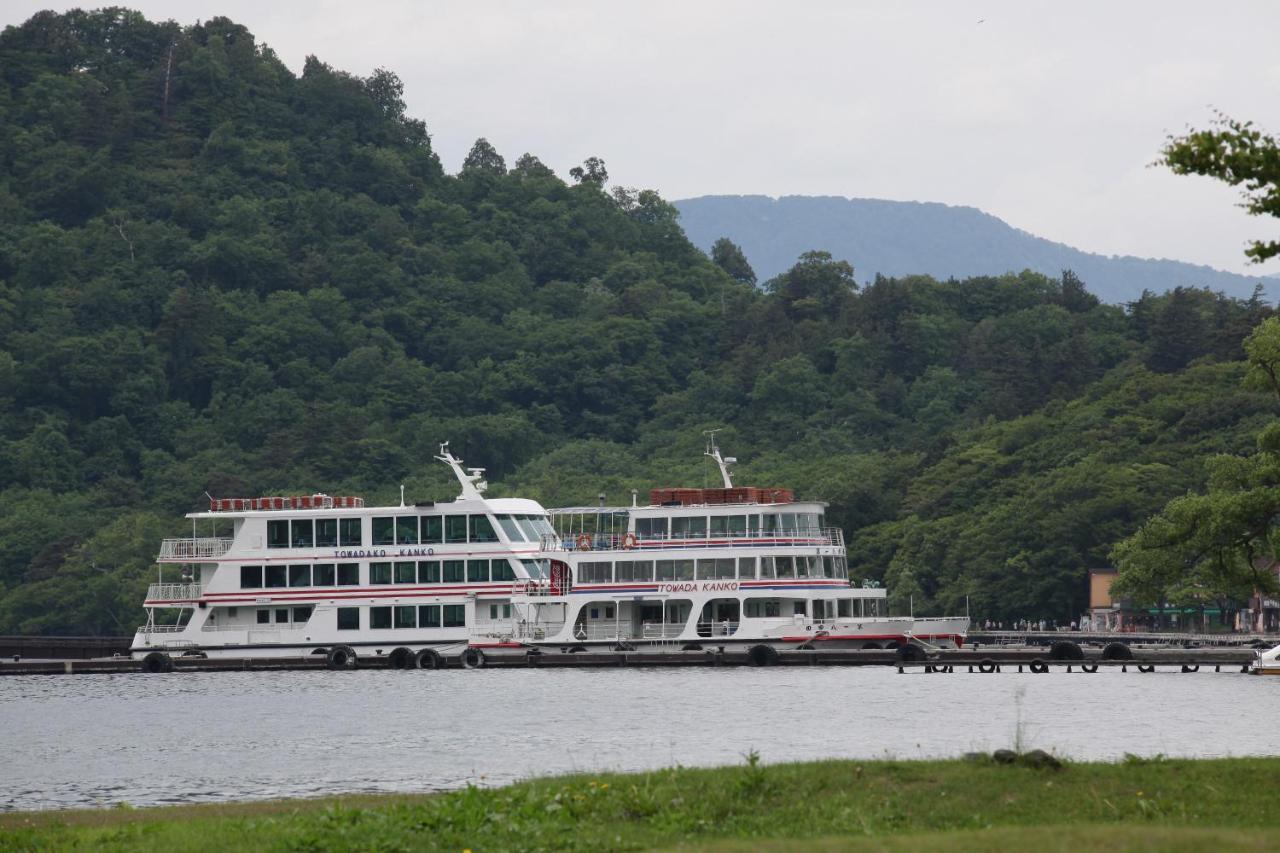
3,667,1278,811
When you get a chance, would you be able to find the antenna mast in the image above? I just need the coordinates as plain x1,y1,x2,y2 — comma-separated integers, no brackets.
435,441,488,500
703,429,736,489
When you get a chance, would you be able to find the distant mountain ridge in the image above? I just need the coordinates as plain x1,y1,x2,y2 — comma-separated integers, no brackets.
673,194,1274,304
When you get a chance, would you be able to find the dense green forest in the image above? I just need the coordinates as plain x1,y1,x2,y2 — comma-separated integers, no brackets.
0,9,1275,634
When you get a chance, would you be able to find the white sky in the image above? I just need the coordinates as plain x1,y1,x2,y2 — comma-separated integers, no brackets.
6,1,1280,275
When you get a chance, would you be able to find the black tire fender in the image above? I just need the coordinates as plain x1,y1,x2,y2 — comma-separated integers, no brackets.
414,648,442,670
326,645,357,670
461,648,485,669
748,645,779,667
141,651,173,673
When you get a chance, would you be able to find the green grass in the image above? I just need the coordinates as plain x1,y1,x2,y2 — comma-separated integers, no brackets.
2,756,1277,851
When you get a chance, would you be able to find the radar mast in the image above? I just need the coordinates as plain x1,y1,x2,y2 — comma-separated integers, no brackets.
703,429,736,489
436,442,488,500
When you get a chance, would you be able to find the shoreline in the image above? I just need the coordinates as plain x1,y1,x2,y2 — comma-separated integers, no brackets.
4,756,1279,849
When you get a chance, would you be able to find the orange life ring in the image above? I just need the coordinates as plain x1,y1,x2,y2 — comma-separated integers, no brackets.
621,532,639,550
575,533,593,551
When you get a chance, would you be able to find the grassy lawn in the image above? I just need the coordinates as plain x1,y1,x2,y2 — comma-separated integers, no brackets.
2,755,1276,851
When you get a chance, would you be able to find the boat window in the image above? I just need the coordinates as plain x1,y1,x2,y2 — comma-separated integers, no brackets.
672,517,707,539
530,515,555,537
494,514,526,542
514,515,542,542
275,608,290,624
339,518,362,547
728,515,747,537
794,601,807,616
267,520,289,548
775,556,795,578
673,559,694,580
762,514,778,534
371,517,394,546
578,561,612,583
370,606,392,629
738,557,756,579
470,515,499,543
369,562,392,585
491,559,516,582
396,517,418,545
337,563,359,585
709,515,728,537
291,519,314,548
313,563,336,586
616,560,653,582
489,604,513,620
293,606,313,623
520,559,547,579
265,565,287,588
421,516,443,544
443,604,466,627
467,559,489,583
780,513,798,535
636,517,668,539
794,556,815,578
835,555,847,578
747,514,761,534
759,557,776,579
822,556,835,578
695,558,735,580
744,599,781,618
316,519,338,548
240,565,263,589
444,515,468,543
419,605,441,627
394,606,416,629
443,560,465,583
838,599,852,617
418,561,440,583
337,607,360,630
656,560,675,581
394,561,416,584
257,609,270,624
289,564,311,587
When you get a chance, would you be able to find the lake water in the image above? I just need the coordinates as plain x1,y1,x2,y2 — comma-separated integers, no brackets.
3,666,1278,812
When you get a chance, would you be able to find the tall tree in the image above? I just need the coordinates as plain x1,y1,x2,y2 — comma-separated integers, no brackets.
1160,113,1280,263
462,137,506,175
710,237,756,286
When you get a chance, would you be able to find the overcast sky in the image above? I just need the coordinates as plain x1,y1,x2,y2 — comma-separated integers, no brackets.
6,1,1280,276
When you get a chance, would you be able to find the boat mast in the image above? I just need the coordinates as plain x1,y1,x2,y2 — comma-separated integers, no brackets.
435,441,488,499
703,429,736,489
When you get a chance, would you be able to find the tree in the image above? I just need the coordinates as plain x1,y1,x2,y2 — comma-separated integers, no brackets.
1160,113,1280,263
765,250,857,318
1111,317,1280,612
461,137,506,175
710,237,756,286
569,156,607,186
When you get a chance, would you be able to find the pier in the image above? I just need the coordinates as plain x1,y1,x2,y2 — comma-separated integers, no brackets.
0,641,1265,675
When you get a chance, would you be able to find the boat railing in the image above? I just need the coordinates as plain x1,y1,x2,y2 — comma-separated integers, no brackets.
510,579,573,597
158,537,234,560
552,528,846,553
145,582,203,601
135,624,187,634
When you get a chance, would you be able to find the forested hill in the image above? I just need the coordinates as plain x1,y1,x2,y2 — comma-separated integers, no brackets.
0,9,1274,634
673,194,1274,304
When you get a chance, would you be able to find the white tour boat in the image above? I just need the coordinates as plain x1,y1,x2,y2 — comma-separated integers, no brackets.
132,445,558,669
468,439,969,665
1251,642,1280,675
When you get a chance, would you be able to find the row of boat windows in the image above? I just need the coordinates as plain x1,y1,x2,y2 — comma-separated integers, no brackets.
267,518,363,549
264,514,554,549
576,555,848,583
337,605,466,630
238,559,523,589
632,513,824,539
